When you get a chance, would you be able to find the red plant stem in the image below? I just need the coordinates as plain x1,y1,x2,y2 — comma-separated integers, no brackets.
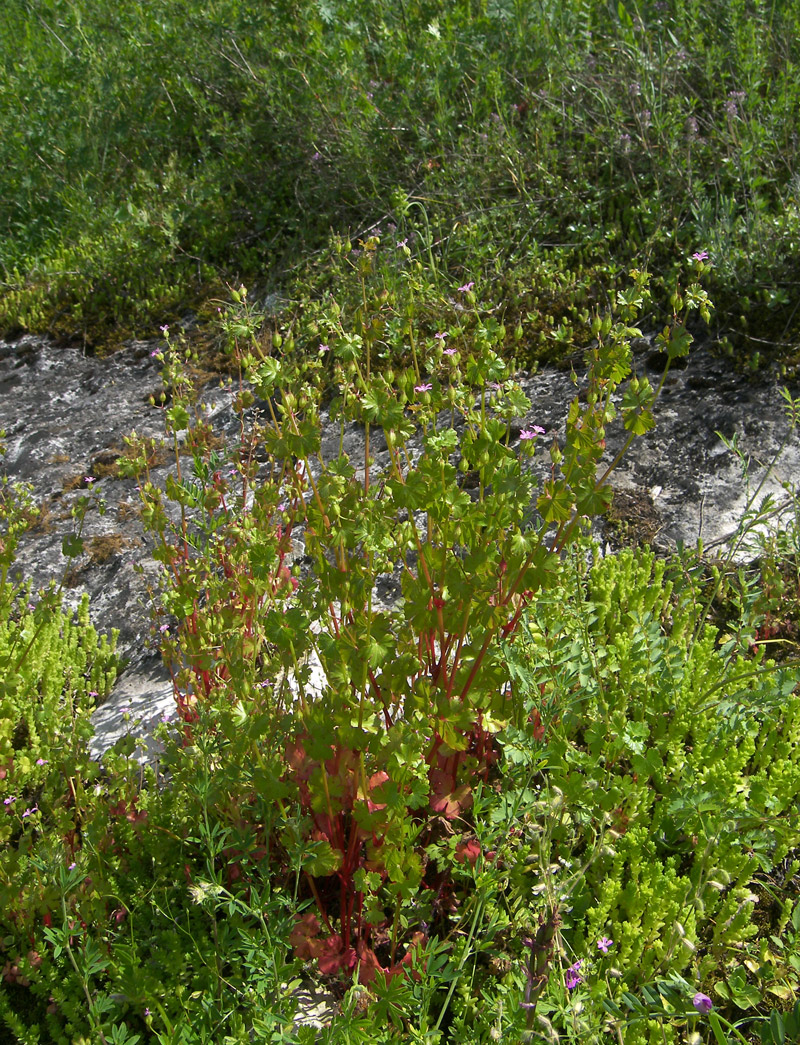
341,876,351,952
428,733,443,766
444,605,471,701
328,604,342,638
457,627,495,703
367,666,394,727
345,817,360,873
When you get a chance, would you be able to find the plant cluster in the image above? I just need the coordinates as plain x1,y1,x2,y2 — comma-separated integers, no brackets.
1,0,799,367
1,264,799,1043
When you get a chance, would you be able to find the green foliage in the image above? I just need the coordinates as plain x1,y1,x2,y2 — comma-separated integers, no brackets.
1,270,799,1043
126,271,667,991
1,0,799,363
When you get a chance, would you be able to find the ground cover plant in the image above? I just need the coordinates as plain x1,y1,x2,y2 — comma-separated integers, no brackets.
1,264,800,1043
2,2,800,1041
2,0,800,369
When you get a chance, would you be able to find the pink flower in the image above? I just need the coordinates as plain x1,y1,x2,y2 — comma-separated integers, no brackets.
84,476,96,484
36,758,48,766
318,344,329,353
520,426,545,439
22,806,38,818
565,959,583,990
692,250,709,262
597,936,613,953
414,383,433,392
458,281,475,293
434,332,447,340
443,348,457,356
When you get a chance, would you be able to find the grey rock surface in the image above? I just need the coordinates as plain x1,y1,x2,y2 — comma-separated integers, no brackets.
2,332,798,760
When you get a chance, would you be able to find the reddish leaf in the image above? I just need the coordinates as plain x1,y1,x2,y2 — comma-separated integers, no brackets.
367,770,389,812
429,768,472,819
355,940,383,984
454,839,481,866
289,913,323,960
317,934,356,976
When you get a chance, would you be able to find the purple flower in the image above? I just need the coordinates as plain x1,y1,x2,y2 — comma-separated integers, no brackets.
318,343,329,353
36,758,48,766
68,862,77,870
597,936,613,953
725,92,744,118
443,348,457,356
4,797,16,805
520,426,545,439
565,959,583,990
434,332,447,340
159,623,170,634
692,250,709,262
457,281,475,293
160,325,169,336
414,383,433,393
692,992,713,1015
22,805,38,818
84,476,96,484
